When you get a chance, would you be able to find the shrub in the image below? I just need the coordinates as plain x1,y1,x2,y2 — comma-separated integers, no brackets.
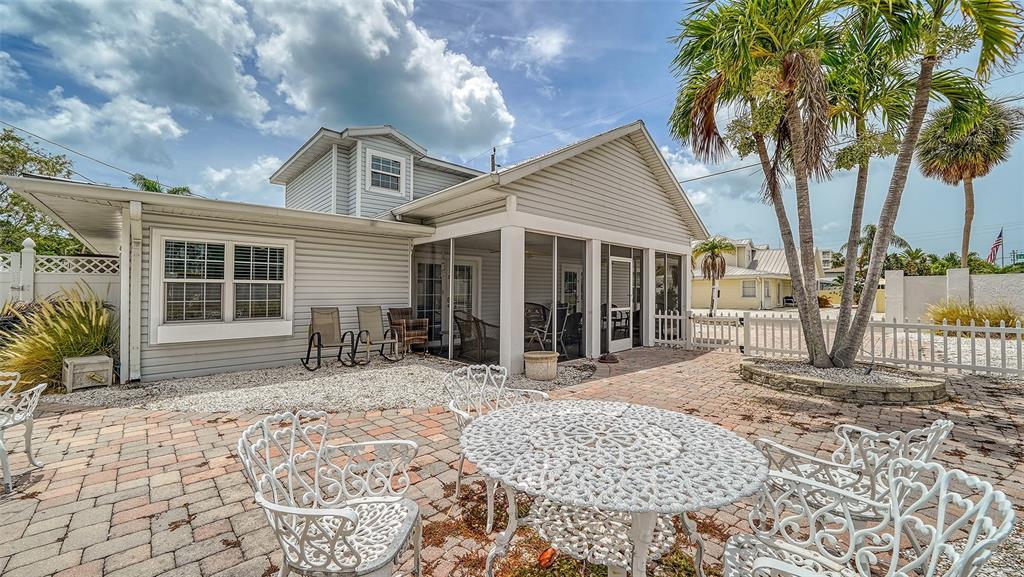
0,285,118,393
817,294,832,308
926,299,1023,331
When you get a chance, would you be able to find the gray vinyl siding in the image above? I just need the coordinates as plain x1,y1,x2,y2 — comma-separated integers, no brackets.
358,135,413,217
413,164,469,199
334,145,352,213
500,138,691,245
140,212,411,381
284,150,333,212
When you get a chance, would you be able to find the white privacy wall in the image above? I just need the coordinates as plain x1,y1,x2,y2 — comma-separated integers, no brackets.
886,269,1024,321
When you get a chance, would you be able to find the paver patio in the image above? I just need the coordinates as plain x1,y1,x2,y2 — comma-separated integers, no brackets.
1,347,1021,577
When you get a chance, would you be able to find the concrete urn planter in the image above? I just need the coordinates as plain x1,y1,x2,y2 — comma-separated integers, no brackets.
524,351,559,381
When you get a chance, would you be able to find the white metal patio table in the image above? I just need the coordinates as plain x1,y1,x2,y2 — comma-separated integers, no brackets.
461,399,769,577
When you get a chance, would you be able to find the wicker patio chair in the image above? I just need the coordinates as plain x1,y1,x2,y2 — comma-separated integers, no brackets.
237,411,421,577
723,458,1014,577
1,382,46,492
453,310,499,363
524,302,549,350
301,307,365,371
387,308,428,354
357,306,403,362
444,365,548,532
754,418,954,521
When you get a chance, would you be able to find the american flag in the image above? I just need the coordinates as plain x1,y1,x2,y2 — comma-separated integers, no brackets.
987,228,1004,263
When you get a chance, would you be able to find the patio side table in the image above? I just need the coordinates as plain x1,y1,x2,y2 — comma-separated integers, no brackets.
461,400,769,577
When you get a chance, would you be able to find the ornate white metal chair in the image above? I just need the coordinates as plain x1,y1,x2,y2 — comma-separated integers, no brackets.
754,419,954,519
723,457,1015,577
1,382,46,492
237,411,421,577
1,371,20,401
444,365,548,532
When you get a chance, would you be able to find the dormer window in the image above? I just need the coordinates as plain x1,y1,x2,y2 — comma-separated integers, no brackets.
368,151,404,195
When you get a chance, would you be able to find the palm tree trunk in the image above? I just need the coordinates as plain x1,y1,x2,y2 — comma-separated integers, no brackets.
961,176,974,269
784,91,832,367
832,44,939,367
751,130,828,369
833,122,869,344
710,277,718,317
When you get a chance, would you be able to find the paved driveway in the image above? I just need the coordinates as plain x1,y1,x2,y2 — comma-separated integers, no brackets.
1,348,1021,577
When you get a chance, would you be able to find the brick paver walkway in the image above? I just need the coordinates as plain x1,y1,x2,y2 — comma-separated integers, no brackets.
1,348,1021,577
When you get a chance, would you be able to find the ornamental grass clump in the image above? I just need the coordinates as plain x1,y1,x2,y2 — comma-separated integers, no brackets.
0,285,118,393
927,299,1023,334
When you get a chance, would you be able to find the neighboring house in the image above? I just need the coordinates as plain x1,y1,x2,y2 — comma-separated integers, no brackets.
818,249,844,289
691,238,824,310
4,121,707,381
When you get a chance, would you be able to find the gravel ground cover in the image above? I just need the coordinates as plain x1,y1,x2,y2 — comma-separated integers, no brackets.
750,358,923,385
48,356,597,412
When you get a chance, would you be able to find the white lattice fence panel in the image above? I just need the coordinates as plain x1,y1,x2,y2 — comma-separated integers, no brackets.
35,255,119,275
0,253,12,272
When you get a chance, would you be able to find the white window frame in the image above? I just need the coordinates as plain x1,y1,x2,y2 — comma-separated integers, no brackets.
149,228,295,345
366,149,406,197
741,279,756,298
764,280,771,297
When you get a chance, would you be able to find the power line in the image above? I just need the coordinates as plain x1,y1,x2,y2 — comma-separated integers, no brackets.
0,119,198,196
466,91,676,163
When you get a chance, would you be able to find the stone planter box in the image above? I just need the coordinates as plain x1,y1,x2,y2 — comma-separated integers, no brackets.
739,359,949,405
524,351,559,381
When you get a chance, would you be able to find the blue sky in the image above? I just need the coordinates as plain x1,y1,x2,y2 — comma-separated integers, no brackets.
1,0,1021,256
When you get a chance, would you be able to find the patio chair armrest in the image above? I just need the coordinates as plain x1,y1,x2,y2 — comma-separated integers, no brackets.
448,400,474,431
257,493,361,528
0,383,46,417
755,438,859,485
506,387,549,403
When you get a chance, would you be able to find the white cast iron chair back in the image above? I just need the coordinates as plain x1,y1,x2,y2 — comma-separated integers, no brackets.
0,372,20,403
443,364,548,532
0,382,46,492
755,419,954,518
237,411,421,577
723,457,1014,577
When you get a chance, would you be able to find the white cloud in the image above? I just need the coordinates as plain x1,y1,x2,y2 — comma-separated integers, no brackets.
2,0,268,123
660,145,765,206
0,51,28,90
196,155,283,205
488,27,572,84
15,88,186,167
253,0,514,157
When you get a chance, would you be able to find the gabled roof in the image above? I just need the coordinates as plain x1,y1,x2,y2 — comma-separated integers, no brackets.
390,121,709,239
269,125,480,185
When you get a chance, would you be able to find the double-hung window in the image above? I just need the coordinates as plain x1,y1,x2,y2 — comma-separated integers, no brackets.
151,229,294,344
368,151,404,195
742,280,756,298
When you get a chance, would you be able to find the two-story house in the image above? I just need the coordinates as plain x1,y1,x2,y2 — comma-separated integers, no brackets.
5,121,707,381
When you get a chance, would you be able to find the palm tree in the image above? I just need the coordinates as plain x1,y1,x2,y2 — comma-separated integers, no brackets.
900,248,931,276
692,237,736,317
131,173,191,196
840,224,910,272
834,0,1021,366
671,0,838,366
917,101,1024,268
824,8,914,342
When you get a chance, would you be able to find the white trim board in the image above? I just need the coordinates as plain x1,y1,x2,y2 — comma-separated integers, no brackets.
412,209,693,255
148,227,296,345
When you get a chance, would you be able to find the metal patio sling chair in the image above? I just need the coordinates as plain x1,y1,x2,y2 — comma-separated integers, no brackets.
357,306,403,362
453,310,499,364
301,307,365,371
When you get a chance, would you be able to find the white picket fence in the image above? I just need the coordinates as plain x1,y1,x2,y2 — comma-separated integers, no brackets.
654,310,1024,377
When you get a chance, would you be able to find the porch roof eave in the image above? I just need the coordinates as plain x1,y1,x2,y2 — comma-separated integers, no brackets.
4,174,436,255
388,173,507,220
